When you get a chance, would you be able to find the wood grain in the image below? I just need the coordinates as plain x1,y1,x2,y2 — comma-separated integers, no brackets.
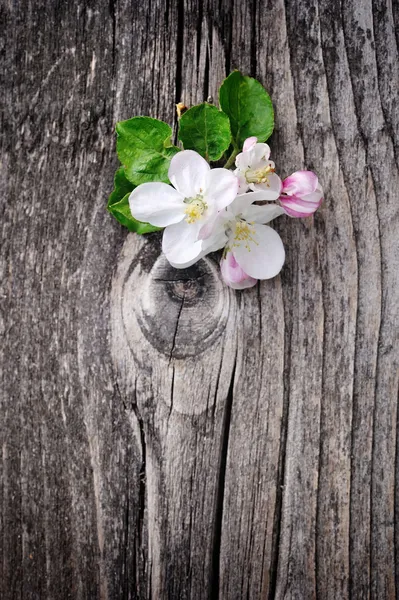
1,0,398,598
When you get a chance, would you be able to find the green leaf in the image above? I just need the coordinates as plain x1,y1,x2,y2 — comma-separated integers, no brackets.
219,71,274,148
178,102,231,161
109,194,161,234
108,166,134,207
116,116,179,186
107,167,161,234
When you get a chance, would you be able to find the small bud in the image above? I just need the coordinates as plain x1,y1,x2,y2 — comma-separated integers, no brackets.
280,171,323,218
220,252,257,290
176,102,188,119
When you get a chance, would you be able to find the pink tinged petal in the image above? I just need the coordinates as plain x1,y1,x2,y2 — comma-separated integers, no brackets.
228,277,258,290
249,173,282,198
280,189,323,218
233,224,285,280
129,182,185,227
282,170,318,196
304,189,323,204
243,136,258,152
205,168,239,211
198,219,216,241
162,220,204,268
220,252,257,289
168,150,210,197
243,204,285,224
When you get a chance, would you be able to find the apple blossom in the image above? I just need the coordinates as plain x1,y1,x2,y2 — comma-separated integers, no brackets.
129,150,238,268
279,170,323,217
208,191,286,282
234,137,282,197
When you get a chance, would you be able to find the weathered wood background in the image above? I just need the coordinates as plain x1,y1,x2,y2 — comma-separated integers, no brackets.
1,0,399,598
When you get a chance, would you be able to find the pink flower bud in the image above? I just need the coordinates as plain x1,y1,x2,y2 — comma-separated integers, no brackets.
279,170,323,218
220,251,257,290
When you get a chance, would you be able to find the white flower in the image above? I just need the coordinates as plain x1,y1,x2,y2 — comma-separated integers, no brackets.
129,150,238,268
209,192,286,280
234,137,282,197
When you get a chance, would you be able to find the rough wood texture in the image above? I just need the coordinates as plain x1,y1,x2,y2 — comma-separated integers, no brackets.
1,0,398,598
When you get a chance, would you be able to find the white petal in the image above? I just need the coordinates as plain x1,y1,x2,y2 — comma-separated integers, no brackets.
235,151,252,171
230,191,274,216
205,169,239,211
168,150,210,197
234,169,250,194
233,224,285,279
249,173,282,198
236,143,272,176
244,204,285,224
129,182,185,227
249,143,271,165
198,209,229,240
243,137,258,152
202,226,228,253
162,220,204,268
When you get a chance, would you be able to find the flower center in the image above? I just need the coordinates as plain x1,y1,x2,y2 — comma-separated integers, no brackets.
183,194,208,224
232,219,258,252
245,164,274,185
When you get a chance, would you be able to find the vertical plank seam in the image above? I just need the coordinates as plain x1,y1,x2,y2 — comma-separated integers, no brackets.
116,378,147,597
174,0,185,143
250,0,257,77
268,280,290,600
224,2,232,75
271,0,310,596
209,345,238,600
317,3,359,598
370,0,399,169
109,0,116,75
338,3,387,596
168,293,185,364
395,387,399,597
314,253,325,600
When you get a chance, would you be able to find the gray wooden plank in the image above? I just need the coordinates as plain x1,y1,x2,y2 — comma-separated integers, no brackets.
1,0,399,598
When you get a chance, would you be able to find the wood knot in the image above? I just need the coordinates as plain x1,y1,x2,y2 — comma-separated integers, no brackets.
114,236,230,361
152,261,207,304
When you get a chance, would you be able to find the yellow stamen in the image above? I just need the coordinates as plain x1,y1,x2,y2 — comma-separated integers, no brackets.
232,220,258,252
245,164,274,185
183,194,207,224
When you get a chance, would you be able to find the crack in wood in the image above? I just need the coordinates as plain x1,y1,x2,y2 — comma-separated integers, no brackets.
210,349,237,599
168,292,185,364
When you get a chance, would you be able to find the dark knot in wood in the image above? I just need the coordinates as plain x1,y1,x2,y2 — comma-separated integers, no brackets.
115,238,230,361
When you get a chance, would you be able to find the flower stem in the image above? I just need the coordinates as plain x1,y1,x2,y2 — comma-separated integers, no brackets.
224,147,239,170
